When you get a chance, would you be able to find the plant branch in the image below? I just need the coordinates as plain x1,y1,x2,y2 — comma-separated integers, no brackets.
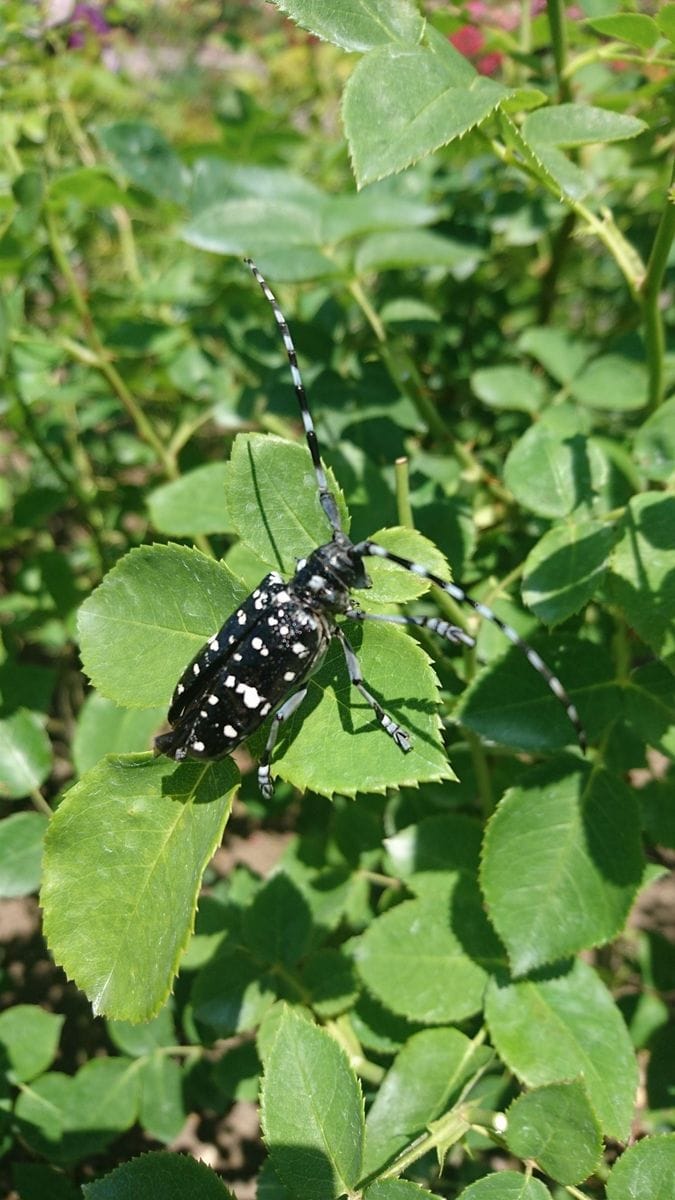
641,158,675,411
547,0,572,102
45,207,178,478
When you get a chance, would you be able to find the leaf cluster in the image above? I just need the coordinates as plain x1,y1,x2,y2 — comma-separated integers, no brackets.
0,1,674,1198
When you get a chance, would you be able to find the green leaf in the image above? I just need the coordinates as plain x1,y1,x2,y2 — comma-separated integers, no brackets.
48,166,128,208
107,1002,176,1056
607,1135,675,1200
363,1028,492,1177
242,871,313,967
606,493,675,671
518,326,594,385
354,876,502,1024
485,958,638,1140
0,810,47,898
227,434,348,572
184,197,315,250
301,948,358,1018
657,5,675,44
500,109,591,202
522,104,646,148
212,1041,261,1102
192,946,277,1038
41,754,237,1020
522,517,619,625
503,426,605,518
0,709,52,799
481,759,643,975
270,623,453,799
364,526,451,605
0,1004,63,1082
506,1081,602,1185
11,1165,80,1200
570,355,648,412
355,230,483,275
97,122,189,203
270,0,425,52
365,1184,444,1200
586,14,660,50
633,396,675,482
261,1006,364,1200
148,463,233,536
471,366,548,414
14,1058,140,1165
625,662,675,757
344,43,508,188
457,639,609,753
456,1174,552,1199
139,1053,187,1143
82,1150,236,1198
77,544,248,708
73,693,166,775
319,192,437,242
182,197,348,281
384,813,483,888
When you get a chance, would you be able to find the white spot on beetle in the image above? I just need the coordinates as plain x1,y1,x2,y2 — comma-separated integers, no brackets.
237,683,264,709
192,740,205,752
208,694,219,705
252,637,263,650
192,663,200,675
208,638,219,651
224,724,238,738
284,670,295,681
225,675,235,688
292,643,308,657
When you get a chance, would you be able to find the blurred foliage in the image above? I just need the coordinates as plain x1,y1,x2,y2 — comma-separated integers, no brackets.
1,0,674,1196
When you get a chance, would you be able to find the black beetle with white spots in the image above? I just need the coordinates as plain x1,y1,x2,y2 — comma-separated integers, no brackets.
155,260,586,797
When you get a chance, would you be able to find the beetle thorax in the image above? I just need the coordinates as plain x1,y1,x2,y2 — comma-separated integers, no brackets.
292,533,370,612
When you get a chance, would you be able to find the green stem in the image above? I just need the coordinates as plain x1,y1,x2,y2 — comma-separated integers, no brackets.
326,1018,385,1086
351,275,513,507
45,207,178,478
377,1109,470,1182
360,1031,491,1187
538,210,577,324
547,0,572,103
31,789,52,817
612,615,631,684
57,82,142,285
348,278,386,343
394,457,414,529
519,0,532,57
15,388,108,574
490,127,645,297
466,728,495,818
565,42,675,79
641,158,675,411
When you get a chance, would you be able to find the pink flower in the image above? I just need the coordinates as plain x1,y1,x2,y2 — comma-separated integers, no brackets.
450,24,503,76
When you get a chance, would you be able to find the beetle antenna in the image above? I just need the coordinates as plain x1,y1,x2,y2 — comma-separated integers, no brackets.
245,258,342,537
